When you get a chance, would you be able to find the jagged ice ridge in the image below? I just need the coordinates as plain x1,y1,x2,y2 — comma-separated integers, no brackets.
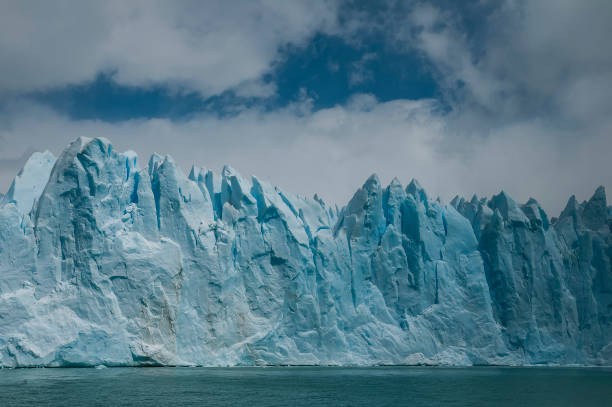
0,137,610,367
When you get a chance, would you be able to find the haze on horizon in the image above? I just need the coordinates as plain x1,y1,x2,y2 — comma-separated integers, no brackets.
0,0,611,215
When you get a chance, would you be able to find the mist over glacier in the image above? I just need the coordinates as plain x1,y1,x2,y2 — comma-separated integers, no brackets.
0,137,610,367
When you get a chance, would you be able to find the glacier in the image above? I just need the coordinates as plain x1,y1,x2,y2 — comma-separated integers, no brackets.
0,137,610,367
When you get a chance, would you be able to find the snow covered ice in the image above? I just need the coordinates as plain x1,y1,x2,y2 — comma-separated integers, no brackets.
0,137,610,367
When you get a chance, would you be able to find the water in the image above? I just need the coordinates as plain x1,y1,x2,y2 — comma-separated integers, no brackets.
1,367,611,406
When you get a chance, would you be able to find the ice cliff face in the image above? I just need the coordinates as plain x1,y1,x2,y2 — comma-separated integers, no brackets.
0,137,610,367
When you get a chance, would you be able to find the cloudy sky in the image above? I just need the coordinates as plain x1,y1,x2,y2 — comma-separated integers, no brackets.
0,0,610,214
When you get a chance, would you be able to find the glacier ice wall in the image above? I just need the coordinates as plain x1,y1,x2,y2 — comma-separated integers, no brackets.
0,137,610,367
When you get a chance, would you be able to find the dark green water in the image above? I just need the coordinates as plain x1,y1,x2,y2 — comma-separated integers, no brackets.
1,366,611,406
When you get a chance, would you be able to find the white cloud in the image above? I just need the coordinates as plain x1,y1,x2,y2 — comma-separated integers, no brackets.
1,98,609,215
0,0,339,95
348,53,376,87
404,0,612,122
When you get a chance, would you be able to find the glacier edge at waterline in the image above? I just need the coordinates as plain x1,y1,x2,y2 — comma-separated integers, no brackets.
0,137,610,367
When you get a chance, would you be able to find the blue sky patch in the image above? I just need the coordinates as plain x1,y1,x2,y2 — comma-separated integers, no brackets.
28,33,439,122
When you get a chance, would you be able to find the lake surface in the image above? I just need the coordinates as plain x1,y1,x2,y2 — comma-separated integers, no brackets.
1,366,611,406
